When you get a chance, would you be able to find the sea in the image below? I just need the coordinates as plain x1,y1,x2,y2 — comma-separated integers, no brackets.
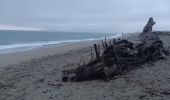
0,30,120,54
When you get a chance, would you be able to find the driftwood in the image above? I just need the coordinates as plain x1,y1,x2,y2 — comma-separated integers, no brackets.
62,18,169,82
143,17,156,33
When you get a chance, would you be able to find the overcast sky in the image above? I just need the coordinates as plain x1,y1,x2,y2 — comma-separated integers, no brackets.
0,0,170,33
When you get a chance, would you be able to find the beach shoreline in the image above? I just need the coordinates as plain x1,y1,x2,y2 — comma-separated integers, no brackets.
0,40,93,67
0,32,170,100
0,32,135,67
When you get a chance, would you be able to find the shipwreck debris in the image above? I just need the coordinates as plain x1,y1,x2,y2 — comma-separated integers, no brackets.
62,17,169,82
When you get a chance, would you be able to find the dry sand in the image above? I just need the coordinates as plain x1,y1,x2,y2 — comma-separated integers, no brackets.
0,33,170,100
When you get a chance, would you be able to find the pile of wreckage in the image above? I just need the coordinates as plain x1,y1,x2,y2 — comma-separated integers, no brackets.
62,17,169,82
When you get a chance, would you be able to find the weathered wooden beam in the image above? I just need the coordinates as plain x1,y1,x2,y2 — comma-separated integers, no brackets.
94,44,100,60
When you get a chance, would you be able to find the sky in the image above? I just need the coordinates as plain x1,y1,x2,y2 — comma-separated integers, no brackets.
0,0,170,33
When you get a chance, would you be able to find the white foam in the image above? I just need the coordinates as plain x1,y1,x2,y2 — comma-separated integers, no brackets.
0,34,121,54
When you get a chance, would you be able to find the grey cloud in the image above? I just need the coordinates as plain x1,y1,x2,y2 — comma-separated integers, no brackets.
0,0,170,33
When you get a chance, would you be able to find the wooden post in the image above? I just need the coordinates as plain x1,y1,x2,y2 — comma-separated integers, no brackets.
109,40,112,47
90,47,93,61
97,44,100,56
122,32,124,39
113,39,116,46
104,37,108,49
101,40,105,49
94,44,100,60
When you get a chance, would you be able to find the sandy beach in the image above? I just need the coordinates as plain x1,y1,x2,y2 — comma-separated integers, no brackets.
0,33,170,100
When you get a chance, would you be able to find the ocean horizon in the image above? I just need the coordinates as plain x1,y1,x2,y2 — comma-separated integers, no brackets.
0,30,119,54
